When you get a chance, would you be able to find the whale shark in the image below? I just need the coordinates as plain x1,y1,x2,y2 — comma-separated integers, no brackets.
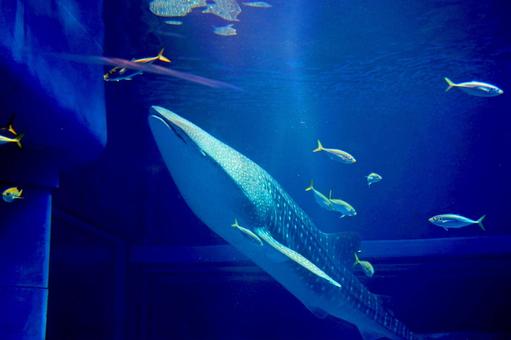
148,106,415,340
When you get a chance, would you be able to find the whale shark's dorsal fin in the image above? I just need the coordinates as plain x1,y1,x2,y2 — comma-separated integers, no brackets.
325,232,361,268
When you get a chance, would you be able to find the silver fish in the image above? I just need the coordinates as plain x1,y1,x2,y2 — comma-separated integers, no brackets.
313,140,356,164
242,1,272,8
444,77,503,97
213,24,237,36
164,20,183,25
305,180,332,211
366,172,382,187
429,214,486,231
328,191,357,218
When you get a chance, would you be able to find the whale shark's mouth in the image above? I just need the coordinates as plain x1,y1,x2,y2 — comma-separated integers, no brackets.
150,106,189,144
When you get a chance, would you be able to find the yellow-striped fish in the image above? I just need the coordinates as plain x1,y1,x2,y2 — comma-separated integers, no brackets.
2,187,23,203
0,122,23,149
104,48,171,82
313,140,356,164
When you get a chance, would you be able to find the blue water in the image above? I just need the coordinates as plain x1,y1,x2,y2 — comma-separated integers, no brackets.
101,0,511,242
40,0,511,339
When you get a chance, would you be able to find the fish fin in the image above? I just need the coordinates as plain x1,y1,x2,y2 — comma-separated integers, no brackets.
478,86,490,92
312,139,323,152
305,179,314,191
444,77,456,92
231,218,240,228
14,133,23,149
353,252,360,266
477,215,486,231
256,228,341,288
2,113,17,135
443,227,448,231
157,48,171,63
339,215,345,219
8,124,17,136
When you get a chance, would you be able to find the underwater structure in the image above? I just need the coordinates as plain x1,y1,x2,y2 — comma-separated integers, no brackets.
0,1,106,339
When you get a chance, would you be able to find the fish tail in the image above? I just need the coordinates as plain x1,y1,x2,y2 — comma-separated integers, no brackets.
231,218,240,228
305,180,314,191
477,215,486,231
14,133,23,149
328,190,332,199
444,77,456,92
313,139,323,152
8,123,17,136
353,252,360,266
157,48,171,63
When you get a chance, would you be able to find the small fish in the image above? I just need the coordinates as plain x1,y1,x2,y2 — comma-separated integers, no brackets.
232,219,264,246
366,172,382,187
2,187,23,203
103,48,171,82
0,122,23,149
164,20,183,25
305,180,332,211
242,1,272,8
328,190,356,218
213,24,237,36
313,140,356,164
0,120,17,136
444,77,503,97
429,214,486,231
354,252,374,278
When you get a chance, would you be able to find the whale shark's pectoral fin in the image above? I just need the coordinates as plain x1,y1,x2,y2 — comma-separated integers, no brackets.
255,229,342,288
325,231,361,269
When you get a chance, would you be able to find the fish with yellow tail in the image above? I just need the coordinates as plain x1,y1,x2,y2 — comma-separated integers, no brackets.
429,214,486,231
444,77,503,97
354,252,374,278
1,119,17,136
2,187,23,203
104,48,171,82
313,140,356,164
231,219,263,246
305,180,332,211
328,190,357,218
0,121,23,149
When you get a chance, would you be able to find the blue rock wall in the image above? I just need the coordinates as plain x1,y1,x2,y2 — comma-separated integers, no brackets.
0,1,106,339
